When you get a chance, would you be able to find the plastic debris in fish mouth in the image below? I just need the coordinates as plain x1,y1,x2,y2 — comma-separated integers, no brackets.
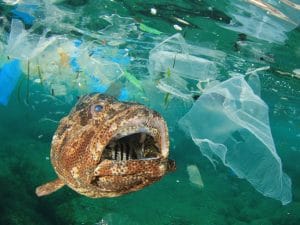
36,93,176,198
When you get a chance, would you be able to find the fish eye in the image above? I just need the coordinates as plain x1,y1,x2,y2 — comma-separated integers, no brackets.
94,105,103,112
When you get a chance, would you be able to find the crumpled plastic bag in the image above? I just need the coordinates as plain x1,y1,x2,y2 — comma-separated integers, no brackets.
179,76,292,205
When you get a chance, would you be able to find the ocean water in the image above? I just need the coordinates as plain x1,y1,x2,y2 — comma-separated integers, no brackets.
0,0,300,225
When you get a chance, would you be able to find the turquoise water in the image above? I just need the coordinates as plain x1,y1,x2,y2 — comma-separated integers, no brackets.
0,0,300,224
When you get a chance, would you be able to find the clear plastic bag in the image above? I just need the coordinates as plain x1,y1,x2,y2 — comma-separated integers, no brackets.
179,76,292,205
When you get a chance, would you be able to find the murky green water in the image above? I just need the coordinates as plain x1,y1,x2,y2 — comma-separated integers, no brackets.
0,0,300,224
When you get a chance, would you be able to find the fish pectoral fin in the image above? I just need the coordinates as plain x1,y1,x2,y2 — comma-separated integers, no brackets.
36,178,65,197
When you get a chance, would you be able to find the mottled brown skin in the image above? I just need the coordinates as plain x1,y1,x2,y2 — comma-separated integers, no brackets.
36,93,175,198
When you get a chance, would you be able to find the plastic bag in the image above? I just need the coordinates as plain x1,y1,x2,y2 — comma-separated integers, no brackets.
179,76,292,204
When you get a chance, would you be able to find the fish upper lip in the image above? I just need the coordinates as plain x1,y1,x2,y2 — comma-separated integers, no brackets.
112,125,152,140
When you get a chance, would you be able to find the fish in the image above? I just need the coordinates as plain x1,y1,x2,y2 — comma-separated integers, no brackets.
36,93,176,198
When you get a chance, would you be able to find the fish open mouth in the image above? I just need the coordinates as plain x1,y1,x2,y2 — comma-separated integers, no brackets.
91,115,174,194
100,119,169,162
101,132,160,161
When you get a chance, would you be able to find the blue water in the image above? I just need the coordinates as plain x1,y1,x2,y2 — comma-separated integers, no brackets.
0,0,300,224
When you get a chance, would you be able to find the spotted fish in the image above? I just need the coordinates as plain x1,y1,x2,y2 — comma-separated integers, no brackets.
36,93,176,197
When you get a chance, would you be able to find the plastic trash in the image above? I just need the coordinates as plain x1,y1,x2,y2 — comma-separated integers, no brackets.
150,50,218,80
104,81,129,101
187,165,204,189
179,76,292,205
11,3,38,25
259,0,300,25
293,68,300,79
78,52,124,87
0,59,22,105
100,14,138,44
6,19,57,60
50,84,67,96
123,71,144,92
12,9,35,26
220,0,299,43
139,23,163,35
149,33,218,80
3,0,20,5
148,34,218,100
157,73,192,100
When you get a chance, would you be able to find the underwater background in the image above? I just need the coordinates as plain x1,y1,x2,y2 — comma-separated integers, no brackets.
0,0,300,224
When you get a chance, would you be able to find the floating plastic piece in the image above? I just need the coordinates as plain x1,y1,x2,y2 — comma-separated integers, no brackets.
221,0,300,43
247,0,292,23
11,3,38,26
150,8,157,15
6,19,56,60
100,14,138,42
179,76,292,205
90,59,123,85
293,68,300,79
245,66,270,75
50,84,67,96
246,73,261,96
11,9,35,25
173,24,183,31
91,48,131,66
0,59,22,105
148,34,218,100
157,73,192,100
3,0,20,5
123,71,144,92
139,23,163,35
90,83,108,94
104,81,128,101
117,88,128,101
150,50,217,80
149,33,218,80
187,165,204,189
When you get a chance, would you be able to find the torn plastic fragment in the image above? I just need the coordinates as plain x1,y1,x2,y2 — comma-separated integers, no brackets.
187,165,204,189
